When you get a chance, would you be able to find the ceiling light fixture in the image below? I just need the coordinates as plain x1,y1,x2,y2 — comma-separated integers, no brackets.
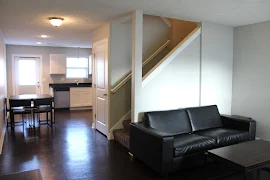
41,35,48,38
37,42,42,44
48,17,64,27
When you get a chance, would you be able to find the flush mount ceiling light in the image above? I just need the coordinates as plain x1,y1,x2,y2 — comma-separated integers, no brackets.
41,35,48,38
48,17,64,27
36,42,42,44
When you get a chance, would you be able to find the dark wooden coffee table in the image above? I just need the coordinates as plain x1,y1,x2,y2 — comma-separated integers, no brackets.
207,140,270,180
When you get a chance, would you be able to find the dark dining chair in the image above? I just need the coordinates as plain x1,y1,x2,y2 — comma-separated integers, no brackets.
4,98,10,127
33,97,54,126
9,99,32,129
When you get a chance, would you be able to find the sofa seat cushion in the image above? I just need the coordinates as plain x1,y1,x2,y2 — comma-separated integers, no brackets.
195,128,249,146
173,134,216,157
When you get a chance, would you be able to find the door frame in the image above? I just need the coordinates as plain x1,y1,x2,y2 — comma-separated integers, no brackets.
92,38,110,136
12,54,43,95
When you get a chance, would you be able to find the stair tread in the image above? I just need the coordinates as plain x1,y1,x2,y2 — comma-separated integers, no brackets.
122,119,131,133
113,129,129,135
113,129,130,149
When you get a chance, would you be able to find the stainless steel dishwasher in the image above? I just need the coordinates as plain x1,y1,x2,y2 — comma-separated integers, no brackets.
53,87,70,109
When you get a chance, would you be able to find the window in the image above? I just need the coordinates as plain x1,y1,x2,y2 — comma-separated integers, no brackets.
18,59,36,85
66,57,89,78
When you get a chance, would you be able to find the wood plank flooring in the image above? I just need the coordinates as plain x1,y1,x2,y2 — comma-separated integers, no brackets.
0,110,269,180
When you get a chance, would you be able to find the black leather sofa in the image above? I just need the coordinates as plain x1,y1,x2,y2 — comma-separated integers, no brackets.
130,105,256,175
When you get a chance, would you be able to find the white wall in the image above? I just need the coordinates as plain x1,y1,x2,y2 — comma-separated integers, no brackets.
6,45,91,96
110,24,132,86
0,28,7,153
139,22,234,121
142,15,169,60
142,36,201,112
110,15,169,87
232,20,270,140
201,22,233,114
107,15,169,128
91,24,110,44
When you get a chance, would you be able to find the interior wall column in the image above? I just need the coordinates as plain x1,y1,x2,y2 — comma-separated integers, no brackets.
131,10,143,123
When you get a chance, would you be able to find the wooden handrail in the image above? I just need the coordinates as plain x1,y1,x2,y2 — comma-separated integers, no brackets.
110,40,171,94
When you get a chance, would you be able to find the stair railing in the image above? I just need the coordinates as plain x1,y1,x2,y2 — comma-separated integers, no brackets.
110,40,171,94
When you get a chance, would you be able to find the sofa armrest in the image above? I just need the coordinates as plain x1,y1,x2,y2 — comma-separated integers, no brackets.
221,115,256,140
130,122,174,175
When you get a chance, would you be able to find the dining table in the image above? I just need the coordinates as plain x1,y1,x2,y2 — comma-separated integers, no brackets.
9,94,52,101
9,94,53,129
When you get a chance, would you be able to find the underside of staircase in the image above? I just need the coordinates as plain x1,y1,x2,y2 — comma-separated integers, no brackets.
113,119,131,149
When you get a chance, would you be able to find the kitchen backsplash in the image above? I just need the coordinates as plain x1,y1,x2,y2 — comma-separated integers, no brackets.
51,74,92,84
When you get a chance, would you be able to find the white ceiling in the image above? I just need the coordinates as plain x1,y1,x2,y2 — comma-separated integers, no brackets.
1,0,270,48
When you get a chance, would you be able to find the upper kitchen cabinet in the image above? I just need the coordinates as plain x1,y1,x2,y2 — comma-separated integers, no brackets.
50,54,67,74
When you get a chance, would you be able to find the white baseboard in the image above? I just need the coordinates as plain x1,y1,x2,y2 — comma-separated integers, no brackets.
70,106,92,111
108,110,131,140
0,126,6,154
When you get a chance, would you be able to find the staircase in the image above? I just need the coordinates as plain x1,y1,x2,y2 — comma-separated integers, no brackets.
110,26,201,149
113,119,131,149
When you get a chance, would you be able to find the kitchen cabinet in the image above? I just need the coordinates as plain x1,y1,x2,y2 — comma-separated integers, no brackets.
50,54,67,74
70,87,92,108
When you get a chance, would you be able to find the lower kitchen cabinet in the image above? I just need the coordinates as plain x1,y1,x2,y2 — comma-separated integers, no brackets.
70,87,92,108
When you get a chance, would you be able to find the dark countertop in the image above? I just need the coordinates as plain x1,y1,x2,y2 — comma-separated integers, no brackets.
49,83,92,89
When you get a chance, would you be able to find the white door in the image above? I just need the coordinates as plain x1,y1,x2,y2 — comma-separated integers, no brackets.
14,57,41,95
93,39,109,136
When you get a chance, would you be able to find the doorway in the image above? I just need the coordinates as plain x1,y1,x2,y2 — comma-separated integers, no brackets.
93,39,109,137
12,55,42,95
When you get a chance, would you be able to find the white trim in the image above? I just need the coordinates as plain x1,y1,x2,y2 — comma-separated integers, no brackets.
108,110,131,140
199,25,203,106
11,54,43,95
70,106,92,111
0,126,6,154
160,17,172,27
142,27,201,88
131,10,143,123
110,40,171,94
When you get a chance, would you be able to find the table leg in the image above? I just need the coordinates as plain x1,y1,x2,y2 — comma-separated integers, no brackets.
50,110,53,126
33,112,35,128
10,110,14,130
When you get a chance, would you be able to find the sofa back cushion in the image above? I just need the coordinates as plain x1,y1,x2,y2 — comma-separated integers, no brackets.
144,109,191,135
186,105,222,132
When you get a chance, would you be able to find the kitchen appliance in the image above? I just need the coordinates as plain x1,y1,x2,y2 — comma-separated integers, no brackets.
53,87,70,109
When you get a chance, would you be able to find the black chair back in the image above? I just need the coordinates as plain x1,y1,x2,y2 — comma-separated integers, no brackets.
9,99,32,108
33,98,53,107
4,98,7,110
